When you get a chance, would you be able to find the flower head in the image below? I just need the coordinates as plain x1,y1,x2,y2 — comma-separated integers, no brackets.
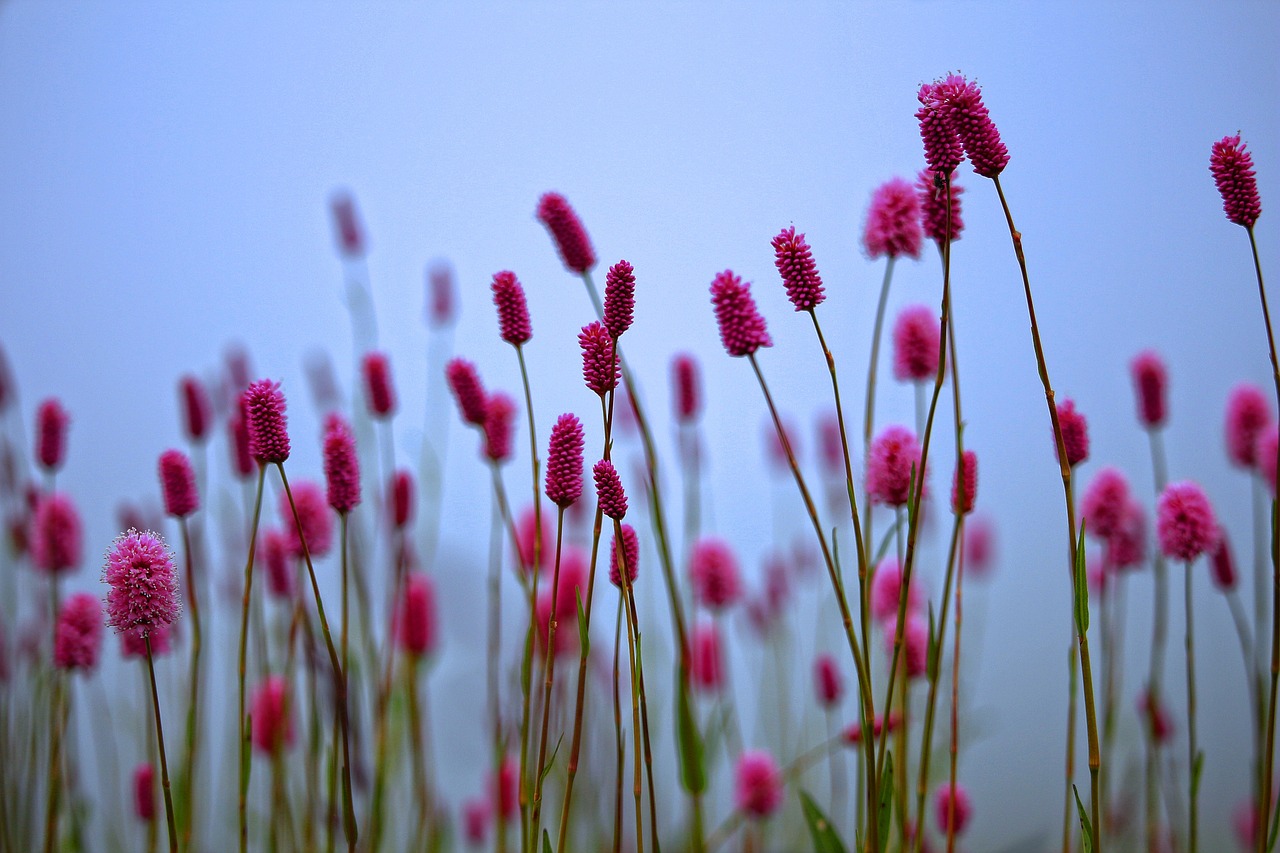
133,764,156,823
179,376,210,442
446,358,489,427
1138,689,1173,743
323,415,361,514
893,305,939,382
544,414,585,508
36,398,69,472
103,529,180,639
31,493,82,575
483,392,517,464
735,750,783,818
942,74,1010,178
1260,427,1280,496
934,783,973,835
867,425,922,507
228,410,253,480
390,469,415,530
916,81,964,176
491,270,532,347
1210,134,1262,228
279,480,333,559
887,616,929,680
361,351,397,418
672,354,702,424
262,528,294,600
329,191,365,257
917,169,964,246
579,321,619,396
397,572,438,658
462,798,490,845
1130,350,1168,429
1226,383,1272,468
863,178,923,260
251,675,294,754
710,270,772,358
1055,398,1089,468
604,259,636,338
537,192,596,274
689,537,742,611
772,226,825,311
1081,467,1131,540
871,558,923,624
689,621,723,693
813,653,843,709
426,261,456,328
951,449,978,515
1157,481,1218,562
1211,533,1238,592
593,459,628,520
1108,499,1148,571
243,380,290,465
492,756,519,820
158,449,198,518
609,523,639,588
55,593,103,672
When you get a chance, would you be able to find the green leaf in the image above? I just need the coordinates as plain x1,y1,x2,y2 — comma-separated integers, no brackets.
1073,521,1089,635
575,589,590,657
877,752,893,853
1072,784,1093,853
543,828,553,853
675,679,706,794
926,603,939,682
540,734,565,785
799,789,848,853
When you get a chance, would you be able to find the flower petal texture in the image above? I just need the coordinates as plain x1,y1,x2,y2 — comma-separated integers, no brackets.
103,529,180,639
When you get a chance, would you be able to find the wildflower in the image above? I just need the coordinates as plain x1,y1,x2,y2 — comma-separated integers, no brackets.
672,354,702,423
158,449,198,518
243,380,290,465
1081,467,1131,540
772,226,825,311
1210,134,1262,228
426,261,455,327
361,352,397,418
462,798,490,845
492,756,519,820
604,260,636,338
1130,350,1168,429
397,572,438,658
1055,398,1089,468
917,169,964,246
893,305,940,382
1226,383,1272,468
279,480,332,558
446,358,489,427
491,271,532,347
1107,499,1147,571
133,764,156,823
1138,689,1173,743
262,529,294,600
951,449,978,515
943,74,1010,178
536,192,596,274
179,376,210,442
1211,534,1238,592
1156,481,1218,562
690,622,723,693
330,191,365,256
915,81,963,176
390,469,415,530
934,783,973,835
863,178,923,260
228,410,253,479
608,523,639,588
887,616,929,679
689,537,742,611
579,321,619,396
814,653,843,708
482,392,516,464
1260,427,1280,496
250,675,294,754
323,415,361,514
842,712,902,746
735,750,783,818
35,398,69,472
103,529,180,639
54,593,102,672
593,460,628,520
866,425,922,506
31,493,82,575
710,270,772,358
515,505,554,576
544,414,585,508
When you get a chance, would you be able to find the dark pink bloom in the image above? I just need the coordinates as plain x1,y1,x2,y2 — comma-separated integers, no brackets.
1260,427,1280,496
35,398,69,472
103,529,180,639
934,783,973,835
1226,383,1272,468
426,261,456,328
842,712,902,746
1138,689,1173,743
251,675,294,754
330,191,365,257
262,529,294,600
492,756,519,820
535,589,575,659
867,425,922,506
689,537,742,611
361,352,397,418
871,558,923,623
689,621,723,693
1081,467,1131,540
1130,350,1168,429
1211,533,1238,592
536,192,596,274
31,493,82,575
863,178,923,260
1235,798,1265,851
122,624,171,659
446,358,489,427
482,392,516,464
916,82,964,176
813,653,843,708
158,449,198,518
133,763,156,823
593,459,627,520
887,616,929,679
917,169,964,246
462,797,490,845
579,321,619,396
544,414,585,508
1156,481,1218,562
1055,398,1089,468
243,380,290,465
515,505,554,576
893,305,939,382
491,270,532,347
735,750,783,818
710,270,772,358
228,410,253,479
179,376,210,442
397,572,438,658
279,480,333,559
772,226,825,311
951,450,977,515
604,259,636,338
608,523,639,588
672,354,702,423
55,593,102,672
552,549,589,620
1108,499,1148,571
942,74,1010,178
323,415,361,514
1210,134,1262,228
390,469,415,530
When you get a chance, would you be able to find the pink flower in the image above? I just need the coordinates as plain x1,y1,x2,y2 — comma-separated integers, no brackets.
1107,499,1148,571
813,653,843,708
1055,398,1089,468
593,459,628,520
482,392,516,464
916,82,963,176
31,493,82,574
888,616,929,680
329,191,365,257
867,425,922,506
579,321,619,396
1081,467,1131,540
426,261,456,328
515,505,554,576
243,380,290,465
818,412,842,469
892,305,939,382
1210,134,1262,229
535,589,575,659
545,414,585,508
1130,350,1168,429
863,178,923,260
552,549,589,620
250,675,294,754
1156,481,1218,562
492,756,519,819
323,415,361,514
1087,551,1111,595
133,763,156,823
689,621,723,693
390,469,415,530
397,572,438,658
491,270,532,347
228,410,253,480
951,450,977,515
689,537,742,611
710,270,772,358
772,226,825,311
1259,427,1280,496
1211,533,1238,592
462,798,490,845
361,351,397,418
672,354,701,424
35,398,69,472
735,750,783,818
1226,383,1273,468
604,259,636,338
917,169,964,246
942,74,1010,178
446,358,489,427
608,523,639,588
279,480,332,558
964,515,996,578
103,529,180,639
871,558,922,623
764,416,800,474
158,449,198,518
179,376,210,442
261,529,294,600
54,592,102,672
842,712,901,746
934,782,973,835
537,192,596,274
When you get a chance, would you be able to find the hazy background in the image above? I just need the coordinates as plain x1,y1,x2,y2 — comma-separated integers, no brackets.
2,2,1278,849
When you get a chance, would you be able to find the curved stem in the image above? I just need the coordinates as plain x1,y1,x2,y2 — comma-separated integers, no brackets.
144,639,178,853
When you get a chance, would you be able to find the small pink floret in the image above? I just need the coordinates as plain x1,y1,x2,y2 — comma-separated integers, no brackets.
892,305,939,382
863,178,923,260
1130,350,1168,429
1156,481,1218,562
735,749,783,818
103,529,180,639
867,425,922,507
710,270,772,358
689,537,742,611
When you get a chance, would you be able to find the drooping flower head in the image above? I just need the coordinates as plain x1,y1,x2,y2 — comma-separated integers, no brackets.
863,178,923,260
279,480,333,558
1211,533,1238,592
323,414,361,514
735,750,784,818
103,529,180,639
934,782,973,835
397,572,438,658
951,449,978,515
390,469,415,530
544,414,585,508
609,523,639,588
536,192,596,274
361,351,397,418
483,392,516,464
251,674,294,754
672,353,702,424
689,537,742,611
710,270,772,358
491,270,532,347
35,398,69,473
158,449,198,518
31,493,82,575
917,169,964,246
1055,398,1089,468
579,321,619,396
1156,481,1218,562
604,259,636,338
179,375,210,442
1081,467,1131,540
916,81,964,176
813,653,843,709
1226,383,1273,468
940,73,1010,178
593,459,628,520
243,380,290,465
772,226,826,311
1210,134,1262,228
329,190,365,257
1130,350,1168,429
893,304,940,382
55,593,103,672
446,358,489,427
867,425,923,506
426,260,456,328
870,558,923,624
133,764,156,823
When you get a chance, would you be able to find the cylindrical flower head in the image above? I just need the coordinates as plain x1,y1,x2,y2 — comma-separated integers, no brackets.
593,459,628,520
867,425,923,507
544,414,585,508
329,191,365,257
158,449,198,518
35,398,70,472
870,558,923,623
515,505,554,576
579,321,619,396
1226,383,1272,468
951,449,978,515
1130,350,1168,429
1210,134,1262,228
689,537,742,610
483,392,517,464
916,82,964,176
262,529,295,600
251,675,294,754
31,493,82,575
1259,427,1280,496
1081,467,1131,540
122,624,171,659
608,523,639,588
179,376,210,442
536,192,596,274
886,616,929,679
735,750,784,818
493,756,519,820
604,259,636,338
710,270,772,358
491,270,532,347
229,411,253,480
863,178,923,260
892,305,940,382
943,74,1010,178
446,358,489,427
1211,533,1238,592
772,226,825,311
361,352,397,418
279,480,332,558
323,415,361,514
1157,481,1218,562
463,799,490,845
426,261,456,328
917,169,965,246
1055,399,1089,468
55,592,103,672
672,353,702,424
964,516,997,579
1108,499,1147,571
397,572,438,658
103,529,180,639
534,589,574,659
243,380,290,464
934,783,973,835
813,653,843,709
690,622,723,692
133,764,156,823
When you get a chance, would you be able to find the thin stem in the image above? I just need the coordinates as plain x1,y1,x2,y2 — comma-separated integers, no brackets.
625,567,660,853
531,509,568,845
863,257,897,570
178,516,201,850
1145,426,1171,853
488,468,508,853
515,343,541,853
947,521,966,853
144,639,178,853
236,464,267,853
611,598,625,853
1186,562,1200,853
43,579,62,853
405,655,432,852
1228,587,1262,793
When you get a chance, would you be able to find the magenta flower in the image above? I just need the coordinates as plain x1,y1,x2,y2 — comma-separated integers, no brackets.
1138,689,1174,743
35,397,69,473
133,763,156,823
492,756,519,820
934,782,973,835
1211,533,1238,592
1108,499,1148,571
604,259,636,338
329,191,365,257
462,798,490,845
964,515,997,579
31,493,82,575
1157,481,1218,562
689,537,742,611
818,411,842,469
545,414,585,508
534,589,574,659
54,592,103,672
1259,427,1280,496
179,376,210,442
813,653,843,709
243,380,290,465
262,529,294,600
1210,134,1262,228
870,558,922,624
608,523,639,588
537,192,596,274
279,480,332,558
446,358,489,427
863,178,923,260
1130,350,1168,429
886,616,929,679
251,675,294,754
579,321,619,396
672,353,702,424
426,261,456,328
390,469,415,530
772,226,826,311
1226,383,1272,468
103,529,180,639
158,449,198,518
482,392,517,464
1081,467,1131,540
951,449,978,515
916,81,964,176
593,459,628,520
943,74,1010,178
866,425,922,506
361,351,397,418
710,270,772,358
397,572,438,658
689,622,723,693
228,411,253,480
735,750,783,818
491,270,532,347
892,304,940,382
122,623,172,659
917,169,964,246
1055,398,1089,468
322,415,361,514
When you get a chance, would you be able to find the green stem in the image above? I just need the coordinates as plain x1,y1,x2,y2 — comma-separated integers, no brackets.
514,343,541,853
1145,427,1170,852
1186,562,1200,853
178,516,201,850
531,509,568,845
237,464,267,853
144,639,178,853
